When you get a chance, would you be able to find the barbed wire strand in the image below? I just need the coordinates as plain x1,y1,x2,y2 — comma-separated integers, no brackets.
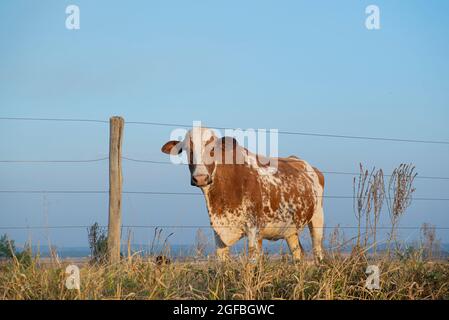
0,117,108,124
0,225,448,230
122,156,449,181
0,157,108,163
1,116,449,145
0,156,448,181
0,190,448,201
126,121,449,145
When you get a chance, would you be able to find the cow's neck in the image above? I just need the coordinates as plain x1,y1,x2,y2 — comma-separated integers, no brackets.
200,162,259,220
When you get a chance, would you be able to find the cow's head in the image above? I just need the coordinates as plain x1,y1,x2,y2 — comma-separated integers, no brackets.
161,128,239,187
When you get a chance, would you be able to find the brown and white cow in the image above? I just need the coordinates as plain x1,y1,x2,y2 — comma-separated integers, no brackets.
161,127,325,262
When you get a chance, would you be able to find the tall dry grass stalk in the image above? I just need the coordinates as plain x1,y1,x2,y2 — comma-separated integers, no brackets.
386,164,417,252
370,169,385,255
420,223,441,260
353,163,418,257
353,164,385,254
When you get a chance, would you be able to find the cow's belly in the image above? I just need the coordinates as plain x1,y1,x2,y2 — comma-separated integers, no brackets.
260,220,297,240
210,212,298,245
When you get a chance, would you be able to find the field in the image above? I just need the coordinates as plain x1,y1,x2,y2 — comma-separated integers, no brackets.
1,249,448,300
1,162,447,300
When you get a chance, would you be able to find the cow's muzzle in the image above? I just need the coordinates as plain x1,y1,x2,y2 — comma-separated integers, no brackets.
191,174,212,187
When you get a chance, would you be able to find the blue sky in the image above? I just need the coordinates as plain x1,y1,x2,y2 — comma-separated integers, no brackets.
1,0,448,248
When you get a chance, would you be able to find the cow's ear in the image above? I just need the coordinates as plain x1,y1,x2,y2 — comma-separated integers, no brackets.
161,140,182,155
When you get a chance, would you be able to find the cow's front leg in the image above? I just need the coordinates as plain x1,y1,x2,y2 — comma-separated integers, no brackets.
214,230,230,261
247,227,262,261
216,246,230,261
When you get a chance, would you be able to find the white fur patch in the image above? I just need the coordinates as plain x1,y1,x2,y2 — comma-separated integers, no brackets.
244,151,280,185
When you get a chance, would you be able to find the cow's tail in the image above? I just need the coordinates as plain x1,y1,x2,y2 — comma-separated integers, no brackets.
312,167,325,191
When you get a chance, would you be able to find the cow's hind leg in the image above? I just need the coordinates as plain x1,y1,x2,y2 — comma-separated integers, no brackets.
285,233,304,262
308,206,324,263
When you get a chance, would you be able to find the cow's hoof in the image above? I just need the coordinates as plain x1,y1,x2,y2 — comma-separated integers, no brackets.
314,254,325,265
155,255,171,266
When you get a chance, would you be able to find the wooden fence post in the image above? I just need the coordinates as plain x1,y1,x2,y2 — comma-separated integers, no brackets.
107,116,124,264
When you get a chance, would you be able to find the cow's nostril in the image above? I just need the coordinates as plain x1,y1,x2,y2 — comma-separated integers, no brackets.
192,175,210,186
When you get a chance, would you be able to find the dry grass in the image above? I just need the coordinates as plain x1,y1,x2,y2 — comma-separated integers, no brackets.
0,250,447,300
1,163,447,300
